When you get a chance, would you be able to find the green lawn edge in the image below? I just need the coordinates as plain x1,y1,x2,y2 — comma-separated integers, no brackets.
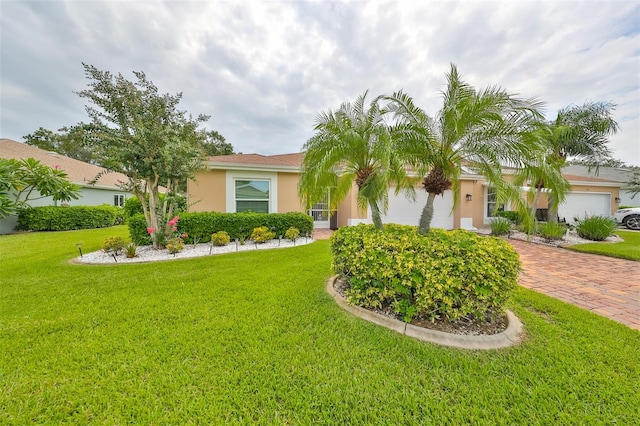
1,227,639,424
566,230,640,261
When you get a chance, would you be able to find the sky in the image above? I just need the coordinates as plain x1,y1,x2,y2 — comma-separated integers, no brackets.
1,0,639,165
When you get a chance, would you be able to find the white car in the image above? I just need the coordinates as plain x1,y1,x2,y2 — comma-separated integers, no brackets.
613,207,640,230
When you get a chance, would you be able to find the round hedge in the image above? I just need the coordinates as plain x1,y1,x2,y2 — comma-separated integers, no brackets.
330,224,521,322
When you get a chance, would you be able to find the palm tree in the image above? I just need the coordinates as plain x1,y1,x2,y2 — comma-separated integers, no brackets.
384,64,545,234
624,170,640,200
298,91,413,229
539,102,619,223
512,148,571,232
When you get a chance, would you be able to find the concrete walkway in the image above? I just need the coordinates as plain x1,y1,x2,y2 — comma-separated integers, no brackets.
313,229,640,330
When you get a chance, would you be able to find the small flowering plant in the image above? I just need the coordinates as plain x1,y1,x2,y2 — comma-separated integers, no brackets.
146,215,187,250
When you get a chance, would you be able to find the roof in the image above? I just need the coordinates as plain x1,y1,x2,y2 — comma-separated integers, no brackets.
0,138,130,190
207,152,304,170
562,164,636,183
203,152,625,187
562,173,621,184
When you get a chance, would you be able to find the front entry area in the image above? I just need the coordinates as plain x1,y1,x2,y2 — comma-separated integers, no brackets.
309,189,337,229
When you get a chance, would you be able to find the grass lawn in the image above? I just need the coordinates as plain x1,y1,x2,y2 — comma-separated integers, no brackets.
567,229,640,261
1,227,639,424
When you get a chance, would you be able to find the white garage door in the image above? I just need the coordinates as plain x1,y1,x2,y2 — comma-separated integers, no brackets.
372,187,454,229
558,192,611,223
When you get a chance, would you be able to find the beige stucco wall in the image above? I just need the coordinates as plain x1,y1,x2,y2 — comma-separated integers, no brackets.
277,172,305,213
336,185,367,228
187,169,226,212
454,179,485,228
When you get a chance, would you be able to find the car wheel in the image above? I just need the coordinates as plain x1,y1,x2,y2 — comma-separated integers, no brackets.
624,214,640,230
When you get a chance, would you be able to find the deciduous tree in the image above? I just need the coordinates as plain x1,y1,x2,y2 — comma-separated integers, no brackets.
75,63,210,248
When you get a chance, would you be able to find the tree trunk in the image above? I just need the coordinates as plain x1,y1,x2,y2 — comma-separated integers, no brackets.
369,201,383,230
418,192,437,235
529,187,542,224
548,191,558,224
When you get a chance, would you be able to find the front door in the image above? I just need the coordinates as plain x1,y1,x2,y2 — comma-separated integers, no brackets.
309,189,335,229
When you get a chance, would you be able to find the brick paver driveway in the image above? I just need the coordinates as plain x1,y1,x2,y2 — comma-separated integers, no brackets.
509,239,640,330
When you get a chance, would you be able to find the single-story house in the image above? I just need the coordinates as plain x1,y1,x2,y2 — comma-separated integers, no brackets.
1,138,133,233
562,164,639,207
187,152,624,230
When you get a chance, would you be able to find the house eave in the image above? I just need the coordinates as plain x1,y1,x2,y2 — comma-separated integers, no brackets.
206,162,301,173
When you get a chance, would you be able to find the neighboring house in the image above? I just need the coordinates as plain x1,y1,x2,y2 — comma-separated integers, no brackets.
0,138,133,233
188,152,624,230
563,165,639,207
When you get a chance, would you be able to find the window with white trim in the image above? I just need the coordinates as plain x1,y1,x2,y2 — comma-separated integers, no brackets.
486,187,505,218
114,194,125,207
235,180,270,213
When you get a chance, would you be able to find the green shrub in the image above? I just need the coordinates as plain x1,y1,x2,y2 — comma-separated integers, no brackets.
518,220,538,235
166,237,185,254
211,231,231,246
127,215,152,246
489,217,512,236
496,210,521,224
575,216,617,241
251,226,276,243
17,205,120,231
122,196,143,219
128,211,313,246
125,243,137,258
539,222,566,241
103,236,127,255
331,224,520,322
284,227,300,241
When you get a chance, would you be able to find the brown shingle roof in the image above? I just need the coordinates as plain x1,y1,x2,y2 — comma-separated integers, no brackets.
208,152,304,168
0,138,129,189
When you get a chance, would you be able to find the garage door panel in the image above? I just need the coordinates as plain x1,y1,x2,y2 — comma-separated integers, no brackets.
558,193,611,223
379,188,454,229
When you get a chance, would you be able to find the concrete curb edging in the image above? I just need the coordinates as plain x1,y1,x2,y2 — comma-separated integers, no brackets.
326,276,524,350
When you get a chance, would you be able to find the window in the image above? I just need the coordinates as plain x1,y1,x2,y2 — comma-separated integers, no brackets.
114,194,125,207
235,180,269,213
486,187,505,218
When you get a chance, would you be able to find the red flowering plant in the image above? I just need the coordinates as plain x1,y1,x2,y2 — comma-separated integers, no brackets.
147,215,188,251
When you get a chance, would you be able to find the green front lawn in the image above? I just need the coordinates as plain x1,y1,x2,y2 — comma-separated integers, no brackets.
1,227,639,424
568,230,640,261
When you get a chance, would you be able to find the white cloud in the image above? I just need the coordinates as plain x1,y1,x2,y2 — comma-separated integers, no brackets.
1,0,638,164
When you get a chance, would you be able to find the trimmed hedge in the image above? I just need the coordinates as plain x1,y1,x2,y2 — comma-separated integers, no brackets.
331,224,521,322
128,211,314,245
17,205,121,231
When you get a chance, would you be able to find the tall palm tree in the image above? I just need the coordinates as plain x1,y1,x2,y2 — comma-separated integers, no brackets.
298,91,413,229
540,102,619,223
384,64,545,234
624,170,640,200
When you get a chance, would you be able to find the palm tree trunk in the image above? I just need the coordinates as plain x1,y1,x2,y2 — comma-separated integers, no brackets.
369,201,383,230
418,192,437,235
548,192,558,224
